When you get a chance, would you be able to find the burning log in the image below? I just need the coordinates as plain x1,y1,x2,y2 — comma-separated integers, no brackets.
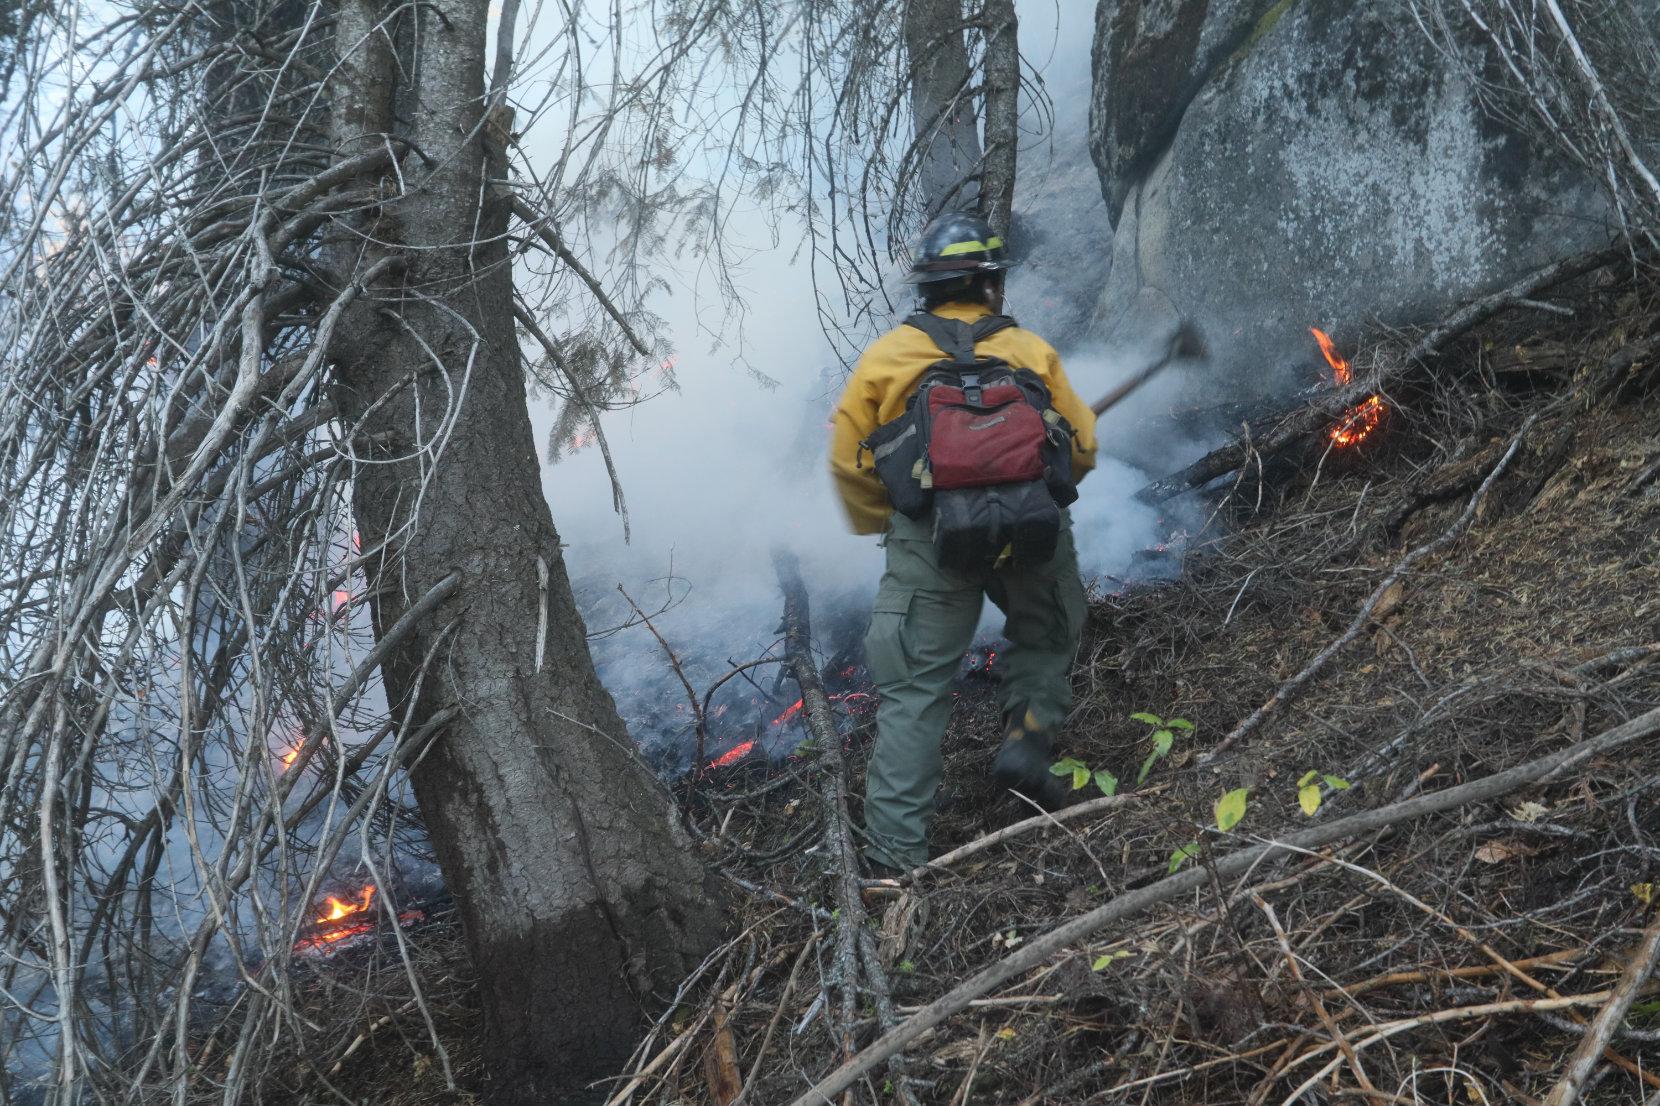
1311,327,1388,448
1136,245,1624,503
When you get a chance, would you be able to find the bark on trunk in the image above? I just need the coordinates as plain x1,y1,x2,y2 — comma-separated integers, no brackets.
978,0,1018,235
903,0,983,214
325,3,724,1103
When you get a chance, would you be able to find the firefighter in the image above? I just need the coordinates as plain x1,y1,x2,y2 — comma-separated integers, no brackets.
829,212,1098,872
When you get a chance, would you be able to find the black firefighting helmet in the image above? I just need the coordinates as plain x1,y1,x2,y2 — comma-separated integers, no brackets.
903,212,1015,285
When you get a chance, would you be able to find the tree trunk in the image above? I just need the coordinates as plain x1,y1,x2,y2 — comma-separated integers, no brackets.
978,0,1018,235
325,3,725,1103
903,0,983,214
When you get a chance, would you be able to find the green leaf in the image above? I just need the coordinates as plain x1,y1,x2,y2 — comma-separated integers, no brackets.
1151,730,1174,756
1072,766,1089,790
1090,950,1132,971
1168,842,1201,874
1166,718,1195,731
1094,769,1119,797
1137,751,1158,785
1298,769,1319,787
1050,756,1085,777
1322,774,1351,790
898,959,916,974
1629,997,1660,1021
1129,712,1163,725
1298,784,1322,816
1214,787,1249,832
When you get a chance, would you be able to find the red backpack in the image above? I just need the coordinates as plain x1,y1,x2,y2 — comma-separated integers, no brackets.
859,313,1078,569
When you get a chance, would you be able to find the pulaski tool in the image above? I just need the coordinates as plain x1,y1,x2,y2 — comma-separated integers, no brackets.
1090,319,1208,417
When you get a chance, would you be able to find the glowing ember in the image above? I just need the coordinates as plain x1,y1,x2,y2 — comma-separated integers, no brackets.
709,741,755,769
1311,327,1386,448
1329,395,1386,448
280,745,301,769
771,699,805,726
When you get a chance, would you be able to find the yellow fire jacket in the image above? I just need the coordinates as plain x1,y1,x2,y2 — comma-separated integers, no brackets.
829,302,1098,535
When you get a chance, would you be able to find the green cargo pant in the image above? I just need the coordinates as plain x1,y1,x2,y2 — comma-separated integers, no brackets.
861,510,1088,869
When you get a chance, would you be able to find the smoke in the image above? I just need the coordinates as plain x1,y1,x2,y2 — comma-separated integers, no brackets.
530,0,1223,768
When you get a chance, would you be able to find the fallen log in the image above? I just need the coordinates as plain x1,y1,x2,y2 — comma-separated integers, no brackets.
1137,244,1625,504
784,701,1660,1106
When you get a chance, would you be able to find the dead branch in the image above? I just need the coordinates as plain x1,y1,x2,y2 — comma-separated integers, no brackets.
1138,246,1623,503
773,548,917,1105
1257,896,1378,1097
784,701,1660,1106
1544,906,1660,1106
1280,991,1616,1104
897,790,1149,882
1203,415,1535,762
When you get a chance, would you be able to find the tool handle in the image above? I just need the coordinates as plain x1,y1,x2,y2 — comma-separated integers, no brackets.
1091,357,1172,416
1089,320,1206,417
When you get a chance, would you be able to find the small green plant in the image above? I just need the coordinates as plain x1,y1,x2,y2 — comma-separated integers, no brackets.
1214,787,1250,831
1296,770,1351,815
1167,841,1202,873
1049,756,1118,796
1091,949,1134,971
1165,765,1353,878
1131,711,1193,784
1171,785,1250,873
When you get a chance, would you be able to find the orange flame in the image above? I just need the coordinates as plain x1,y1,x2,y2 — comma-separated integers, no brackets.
316,885,375,926
1311,327,1386,448
280,745,301,769
709,741,755,769
292,885,430,955
1310,327,1352,385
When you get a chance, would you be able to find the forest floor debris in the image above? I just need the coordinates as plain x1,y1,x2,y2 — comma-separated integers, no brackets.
270,270,1660,1106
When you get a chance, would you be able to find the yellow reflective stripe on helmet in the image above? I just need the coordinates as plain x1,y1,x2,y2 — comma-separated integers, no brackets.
937,236,1003,257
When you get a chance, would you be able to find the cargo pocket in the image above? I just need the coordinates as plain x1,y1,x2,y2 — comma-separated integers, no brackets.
863,585,915,689
1003,576,1084,653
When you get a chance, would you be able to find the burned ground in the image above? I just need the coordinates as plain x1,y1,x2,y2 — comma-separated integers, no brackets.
262,272,1660,1105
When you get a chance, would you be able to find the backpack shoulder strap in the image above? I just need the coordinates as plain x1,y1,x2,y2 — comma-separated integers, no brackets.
903,312,976,365
970,314,1017,343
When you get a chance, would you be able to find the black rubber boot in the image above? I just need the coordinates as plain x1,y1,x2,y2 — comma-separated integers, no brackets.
992,707,1069,809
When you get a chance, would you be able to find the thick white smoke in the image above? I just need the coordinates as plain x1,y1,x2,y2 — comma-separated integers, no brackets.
529,0,1222,767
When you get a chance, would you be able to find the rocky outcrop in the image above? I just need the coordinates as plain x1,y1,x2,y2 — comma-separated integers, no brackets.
1088,0,1611,393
